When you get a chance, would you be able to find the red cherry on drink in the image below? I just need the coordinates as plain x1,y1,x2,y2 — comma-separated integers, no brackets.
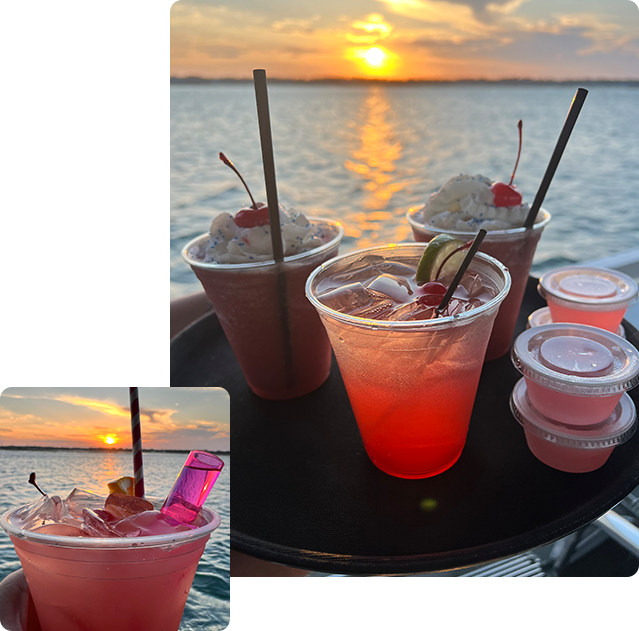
491,119,524,208
219,152,271,228
234,202,270,228
417,281,447,306
491,181,523,207
419,281,447,295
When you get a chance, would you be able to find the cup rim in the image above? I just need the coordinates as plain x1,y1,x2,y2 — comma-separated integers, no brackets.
538,266,639,311
305,242,511,331
182,216,344,271
0,502,221,549
406,205,551,238
511,323,639,395
510,378,637,449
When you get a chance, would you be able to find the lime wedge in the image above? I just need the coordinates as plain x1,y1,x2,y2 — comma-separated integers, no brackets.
416,234,467,284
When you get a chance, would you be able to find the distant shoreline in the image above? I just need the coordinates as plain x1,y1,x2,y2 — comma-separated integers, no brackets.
170,77,639,88
0,446,230,455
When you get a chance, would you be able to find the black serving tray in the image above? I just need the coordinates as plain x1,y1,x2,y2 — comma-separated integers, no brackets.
171,277,639,574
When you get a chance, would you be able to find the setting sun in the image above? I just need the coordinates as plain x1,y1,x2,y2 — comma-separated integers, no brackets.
104,434,117,445
365,47,385,67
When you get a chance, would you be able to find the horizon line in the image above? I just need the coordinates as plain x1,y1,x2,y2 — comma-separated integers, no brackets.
170,76,639,86
0,445,230,454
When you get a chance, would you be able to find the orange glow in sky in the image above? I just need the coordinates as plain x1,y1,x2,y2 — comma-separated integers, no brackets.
169,1,639,81
0,388,231,451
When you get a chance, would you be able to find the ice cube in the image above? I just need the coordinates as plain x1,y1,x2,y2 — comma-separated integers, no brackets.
366,274,414,303
458,273,485,298
350,299,395,319
14,496,66,530
317,283,372,313
65,489,106,519
104,493,154,520
111,510,192,537
81,508,122,537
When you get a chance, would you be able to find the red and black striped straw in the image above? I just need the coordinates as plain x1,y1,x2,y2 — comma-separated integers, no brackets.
129,387,145,497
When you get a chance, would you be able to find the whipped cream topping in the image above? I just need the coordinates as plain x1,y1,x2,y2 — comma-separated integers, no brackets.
188,205,325,264
418,174,530,232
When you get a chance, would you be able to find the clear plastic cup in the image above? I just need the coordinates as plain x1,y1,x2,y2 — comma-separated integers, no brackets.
527,306,625,338
510,378,637,473
183,218,344,399
511,323,639,426
1,503,221,631
538,266,639,333
407,206,551,360
306,243,511,479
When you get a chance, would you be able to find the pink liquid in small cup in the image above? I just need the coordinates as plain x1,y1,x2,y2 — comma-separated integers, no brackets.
524,335,621,426
525,379,622,426
161,451,224,525
546,299,627,333
524,431,614,474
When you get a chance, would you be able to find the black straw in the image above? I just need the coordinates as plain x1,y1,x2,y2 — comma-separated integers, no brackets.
253,69,295,387
28,472,46,496
437,230,487,314
253,69,285,262
524,88,588,228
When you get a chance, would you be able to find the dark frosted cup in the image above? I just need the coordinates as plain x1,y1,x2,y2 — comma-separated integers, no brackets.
408,207,551,360
183,218,344,399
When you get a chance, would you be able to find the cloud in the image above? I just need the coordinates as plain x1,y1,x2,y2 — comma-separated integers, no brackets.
272,15,321,34
347,13,394,44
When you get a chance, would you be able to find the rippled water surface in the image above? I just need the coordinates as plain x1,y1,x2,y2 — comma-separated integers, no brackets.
0,450,229,630
171,83,639,298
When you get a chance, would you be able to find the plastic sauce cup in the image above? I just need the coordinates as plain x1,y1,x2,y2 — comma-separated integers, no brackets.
511,323,639,426
527,306,625,339
538,266,638,333
510,378,637,473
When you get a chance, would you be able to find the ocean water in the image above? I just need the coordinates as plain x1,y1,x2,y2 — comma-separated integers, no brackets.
171,82,639,298
0,449,229,631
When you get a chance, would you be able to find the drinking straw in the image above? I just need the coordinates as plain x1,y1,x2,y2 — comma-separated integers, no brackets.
253,69,285,262
253,68,294,385
129,387,145,497
524,88,588,229
437,230,487,314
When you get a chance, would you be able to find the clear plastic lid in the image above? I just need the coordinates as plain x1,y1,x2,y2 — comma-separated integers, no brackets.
526,306,625,338
511,323,639,395
538,266,639,312
510,378,637,449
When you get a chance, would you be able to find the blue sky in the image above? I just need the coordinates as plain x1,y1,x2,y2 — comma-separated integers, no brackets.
0,387,230,451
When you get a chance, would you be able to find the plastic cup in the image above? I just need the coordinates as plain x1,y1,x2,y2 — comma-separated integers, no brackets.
511,323,639,426
510,378,637,473
183,218,344,399
162,450,224,525
538,266,639,333
306,243,511,479
527,306,626,338
407,206,551,360
0,503,221,631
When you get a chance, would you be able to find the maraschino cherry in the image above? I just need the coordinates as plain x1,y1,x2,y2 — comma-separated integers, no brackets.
417,281,447,306
491,120,523,207
219,152,270,228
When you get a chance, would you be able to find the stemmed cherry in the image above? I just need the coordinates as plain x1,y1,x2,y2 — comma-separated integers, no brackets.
491,120,523,207
219,152,270,228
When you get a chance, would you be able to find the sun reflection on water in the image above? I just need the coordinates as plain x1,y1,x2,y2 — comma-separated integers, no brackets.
344,87,413,248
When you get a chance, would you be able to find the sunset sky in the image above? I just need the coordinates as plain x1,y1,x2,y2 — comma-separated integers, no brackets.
170,0,639,80
0,388,230,451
